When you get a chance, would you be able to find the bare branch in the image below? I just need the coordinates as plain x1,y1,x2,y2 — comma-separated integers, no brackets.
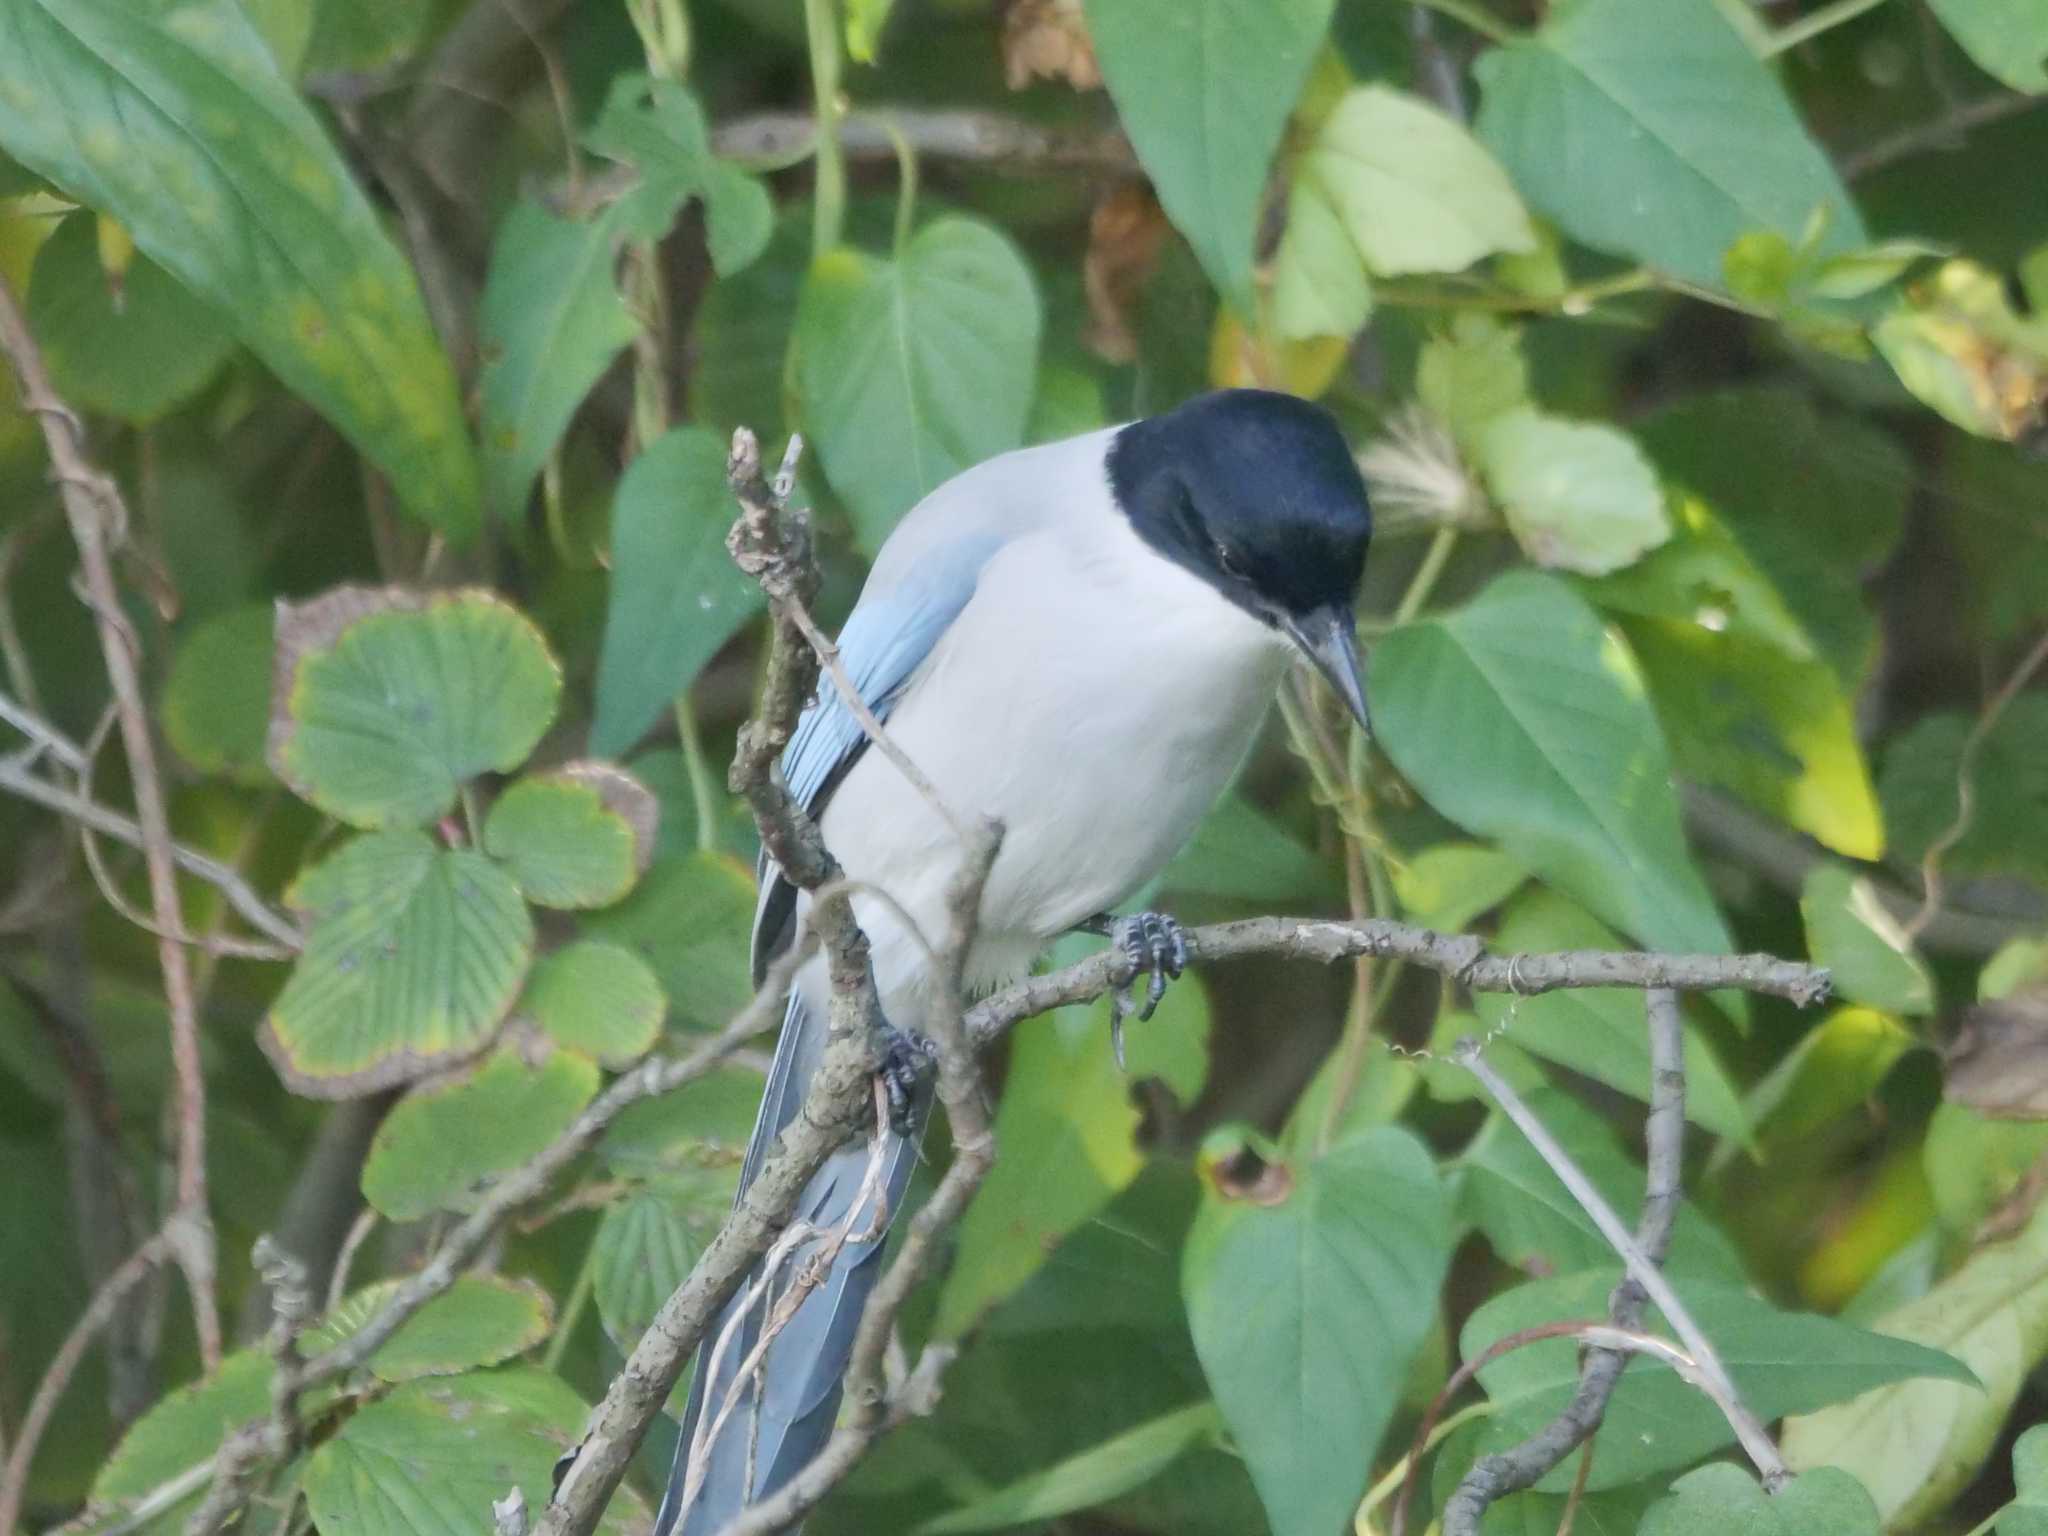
716,106,1134,175
1841,90,2044,180
0,276,222,1368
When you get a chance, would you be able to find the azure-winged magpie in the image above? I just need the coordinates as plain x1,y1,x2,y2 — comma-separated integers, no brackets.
656,387,1373,1535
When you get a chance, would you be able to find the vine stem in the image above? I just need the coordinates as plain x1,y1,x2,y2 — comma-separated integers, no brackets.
804,0,847,258
1761,0,1890,56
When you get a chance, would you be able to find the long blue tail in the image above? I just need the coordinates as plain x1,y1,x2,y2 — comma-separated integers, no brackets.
654,988,925,1536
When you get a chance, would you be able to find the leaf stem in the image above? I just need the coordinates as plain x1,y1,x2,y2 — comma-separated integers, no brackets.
1760,0,1890,56
804,0,848,258
1409,0,1516,47
675,697,723,856
884,117,919,259
1392,527,1459,627
545,1237,602,1373
1355,1401,1495,1525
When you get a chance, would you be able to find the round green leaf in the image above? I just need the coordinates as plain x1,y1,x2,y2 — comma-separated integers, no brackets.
584,851,757,1030
305,1274,554,1381
1183,1127,1449,1536
262,830,535,1096
268,587,563,829
302,1368,649,1536
590,1170,729,1350
524,940,667,1066
484,763,657,909
1476,408,1670,576
1083,0,1335,311
1372,570,1733,961
25,211,233,422
360,1045,599,1221
164,603,275,784
797,216,1042,551
591,426,766,756
0,0,479,535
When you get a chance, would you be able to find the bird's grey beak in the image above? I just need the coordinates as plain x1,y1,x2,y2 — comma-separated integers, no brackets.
1283,605,1371,734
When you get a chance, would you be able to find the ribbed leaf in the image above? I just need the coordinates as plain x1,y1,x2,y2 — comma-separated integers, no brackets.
524,940,667,1067
484,764,657,910
306,1275,553,1381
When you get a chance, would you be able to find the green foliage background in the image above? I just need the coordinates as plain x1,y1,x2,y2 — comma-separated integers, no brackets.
0,0,2045,1532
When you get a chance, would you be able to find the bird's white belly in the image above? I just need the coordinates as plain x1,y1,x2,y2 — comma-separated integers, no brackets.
816,531,1289,1016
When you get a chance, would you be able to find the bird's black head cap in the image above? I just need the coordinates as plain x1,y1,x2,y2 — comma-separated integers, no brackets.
1107,389,1373,624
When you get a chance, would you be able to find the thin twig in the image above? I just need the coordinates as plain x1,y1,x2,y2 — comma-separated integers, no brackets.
1842,90,2043,180
1905,627,2048,943
0,277,222,1369
1453,1033,1790,1493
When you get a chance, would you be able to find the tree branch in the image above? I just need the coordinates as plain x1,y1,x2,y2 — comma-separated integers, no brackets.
0,275,222,1371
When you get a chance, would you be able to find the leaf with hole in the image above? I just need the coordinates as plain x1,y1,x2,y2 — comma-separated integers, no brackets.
359,1046,597,1220
268,587,563,830
797,216,1042,551
262,830,534,1096
523,940,667,1067
1184,1127,1449,1536
0,0,478,534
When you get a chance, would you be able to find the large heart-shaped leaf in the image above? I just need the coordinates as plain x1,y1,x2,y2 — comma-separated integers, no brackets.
262,830,535,1096
1465,1268,1974,1491
1372,570,1732,959
359,1046,598,1220
0,0,479,535
796,215,1042,550
1183,1127,1449,1536
1083,0,1334,311
477,200,639,523
1474,0,1864,287
301,1369,648,1536
268,587,563,830
591,426,766,756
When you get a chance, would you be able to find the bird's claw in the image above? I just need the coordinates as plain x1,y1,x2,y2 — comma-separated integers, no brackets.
877,1024,935,1136
1107,912,1189,1070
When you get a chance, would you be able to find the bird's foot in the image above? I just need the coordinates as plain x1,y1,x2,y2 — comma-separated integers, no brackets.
877,1023,936,1136
1106,911,1189,1070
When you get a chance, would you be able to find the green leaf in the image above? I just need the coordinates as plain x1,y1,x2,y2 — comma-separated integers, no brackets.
268,587,563,830
306,1275,553,1381
1637,390,1906,686
1083,0,1334,310
477,200,638,522
302,1368,649,1536
917,1400,1222,1534
301,0,450,73
1585,496,1814,660
1473,0,1864,287
592,1173,729,1350
1184,1128,1450,1536
1474,887,1749,1138
592,426,766,756
1475,408,1670,576
1744,1006,1916,1148
1465,1268,1974,1491
1801,863,1935,1016
1782,1200,2048,1525
937,961,1209,1337
1372,570,1733,960
585,851,757,1030
1922,1101,2048,1236
91,1350,274,1532
523,940,667,1068
163,603,274,785
1879,696,2048,887
25,210,232,421
241,0,311,73
1160,793,1335,905
1390,842,1528,933
1417,313,1531,453
1457,1086,1748,1285
1640,1463,1880,1535
0,0,479,535
1269,170,1372,341
1872,259,2048,442
1294,85,1534,281
263,831,535,1095
587,75,772,275
2010,1424,2048,1536
484,764,658,910
796,216,1042,550
602,1065,762,1175
360,1046,598,1220
1925,0,2048,91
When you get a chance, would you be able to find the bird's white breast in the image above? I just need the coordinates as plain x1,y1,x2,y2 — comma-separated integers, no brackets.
816,497,1290,1018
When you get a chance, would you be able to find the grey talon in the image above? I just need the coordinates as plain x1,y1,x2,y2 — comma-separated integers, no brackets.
1106,910,1189,1057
